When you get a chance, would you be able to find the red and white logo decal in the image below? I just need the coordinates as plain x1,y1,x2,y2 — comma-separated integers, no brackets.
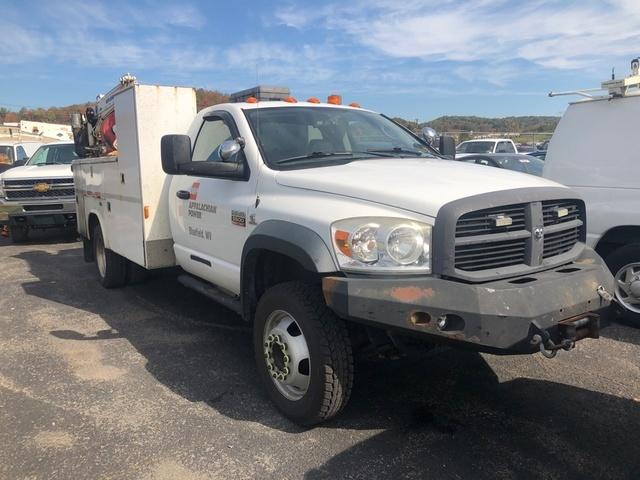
189,182,200,200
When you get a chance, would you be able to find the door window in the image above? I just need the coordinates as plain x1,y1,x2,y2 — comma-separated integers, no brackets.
192,118,234,163
16,146,27,161
496,141,515,153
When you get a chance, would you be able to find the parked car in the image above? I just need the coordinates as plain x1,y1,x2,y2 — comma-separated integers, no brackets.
0,141,78,242
456,138,518,157
459,153,544,176
544,57,640,325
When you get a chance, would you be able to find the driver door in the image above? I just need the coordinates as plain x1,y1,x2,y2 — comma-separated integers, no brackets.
170,112,256,295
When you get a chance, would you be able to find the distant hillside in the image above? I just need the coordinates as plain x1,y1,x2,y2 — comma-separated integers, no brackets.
2,92,558,141
392,115,560,143
0,89,230,125
426,115,560,134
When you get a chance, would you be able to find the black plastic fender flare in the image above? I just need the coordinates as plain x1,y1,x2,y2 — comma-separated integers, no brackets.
240,220,338,320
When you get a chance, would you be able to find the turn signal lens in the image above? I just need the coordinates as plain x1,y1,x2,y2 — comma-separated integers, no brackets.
334,230,351,256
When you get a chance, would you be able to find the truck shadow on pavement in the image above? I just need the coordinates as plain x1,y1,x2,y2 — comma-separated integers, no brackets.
15,248,640,480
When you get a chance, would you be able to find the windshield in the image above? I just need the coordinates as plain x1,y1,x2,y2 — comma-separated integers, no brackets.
0,146,14,164
457,141,495,154
245,107,436,168
27,144,78,165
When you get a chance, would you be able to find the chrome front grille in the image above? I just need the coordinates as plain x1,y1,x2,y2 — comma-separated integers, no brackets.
454,200,584,273
2,177,75,201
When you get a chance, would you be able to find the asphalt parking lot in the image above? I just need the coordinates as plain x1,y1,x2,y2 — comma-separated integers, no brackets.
1,231,639,480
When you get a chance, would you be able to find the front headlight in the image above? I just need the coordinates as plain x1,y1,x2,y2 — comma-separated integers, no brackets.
331,217,432,274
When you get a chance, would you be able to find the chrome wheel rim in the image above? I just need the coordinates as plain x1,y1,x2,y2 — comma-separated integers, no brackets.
614,262,640,314
263,310,310,401
96,235,106,279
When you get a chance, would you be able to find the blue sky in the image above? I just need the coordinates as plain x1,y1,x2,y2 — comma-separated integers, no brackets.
2,0,640,120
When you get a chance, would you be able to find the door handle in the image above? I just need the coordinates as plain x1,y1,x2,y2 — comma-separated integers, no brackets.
176,190,191,200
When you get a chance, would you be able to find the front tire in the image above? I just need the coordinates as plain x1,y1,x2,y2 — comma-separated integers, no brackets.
92,223,128,288
606,243,640,326
253,281,354,426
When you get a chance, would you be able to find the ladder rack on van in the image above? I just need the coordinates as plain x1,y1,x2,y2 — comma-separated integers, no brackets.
549,57,640,100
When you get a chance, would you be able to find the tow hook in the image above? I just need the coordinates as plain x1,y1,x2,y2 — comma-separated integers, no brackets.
597,285,614,303
530,313,600,359
531,333,574,359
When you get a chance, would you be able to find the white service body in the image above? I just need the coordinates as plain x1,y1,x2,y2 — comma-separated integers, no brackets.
73,84,196,268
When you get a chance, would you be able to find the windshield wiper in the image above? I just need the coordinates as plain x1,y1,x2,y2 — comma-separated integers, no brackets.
277,150,388,165
367,147,427,157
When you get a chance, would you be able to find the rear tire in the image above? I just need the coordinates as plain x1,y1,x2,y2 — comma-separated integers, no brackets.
92,223,128,288
10,225,28,243
605,243,640,327
253,281,354,426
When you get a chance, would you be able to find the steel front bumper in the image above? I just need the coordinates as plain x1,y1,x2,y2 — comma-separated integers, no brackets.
322,249,615,354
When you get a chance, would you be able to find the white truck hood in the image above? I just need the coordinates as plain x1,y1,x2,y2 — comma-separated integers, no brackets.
1,164,73,180
275,158,566,218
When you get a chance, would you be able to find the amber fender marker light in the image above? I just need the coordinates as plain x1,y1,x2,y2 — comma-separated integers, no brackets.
334,230,351,256
144,205,150,219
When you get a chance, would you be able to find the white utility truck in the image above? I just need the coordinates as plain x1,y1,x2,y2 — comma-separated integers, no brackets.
546,58,640,325
73,77,614,425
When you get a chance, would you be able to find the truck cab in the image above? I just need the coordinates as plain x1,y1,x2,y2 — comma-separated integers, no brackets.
73,80,614,425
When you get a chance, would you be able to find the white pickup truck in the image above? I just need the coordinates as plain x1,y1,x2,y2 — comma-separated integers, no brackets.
72,79,613,425
456,138,518,157
0,142,78,242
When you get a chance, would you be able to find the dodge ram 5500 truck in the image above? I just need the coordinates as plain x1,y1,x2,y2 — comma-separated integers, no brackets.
72,78,614,425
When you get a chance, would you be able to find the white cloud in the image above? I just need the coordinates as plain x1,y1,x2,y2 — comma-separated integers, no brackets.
275,0,640,73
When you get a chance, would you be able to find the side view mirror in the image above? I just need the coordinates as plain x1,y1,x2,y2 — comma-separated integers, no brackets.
439,136,456,159
218,137,245,161
421,127,438,146
161,134,192,174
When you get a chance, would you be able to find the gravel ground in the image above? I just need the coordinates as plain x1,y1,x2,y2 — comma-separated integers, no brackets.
0,230,639,480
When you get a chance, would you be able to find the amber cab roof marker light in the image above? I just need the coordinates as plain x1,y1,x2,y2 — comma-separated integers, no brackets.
306,97,321,103
246,96,258,103
283,96,298,103
327,94,342,105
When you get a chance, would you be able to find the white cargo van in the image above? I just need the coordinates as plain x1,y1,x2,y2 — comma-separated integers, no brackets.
545,58,640,325
73,77,613,425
